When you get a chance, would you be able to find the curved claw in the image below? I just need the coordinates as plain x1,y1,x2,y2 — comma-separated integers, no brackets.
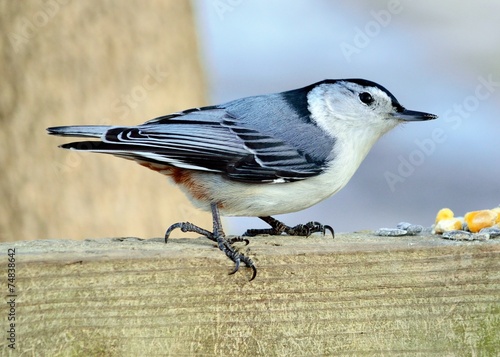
302,221,335,238
164,221,215,244
228,257,241,276
239,255,257,281
222,239,257,281
228,258,257,281
164,222,183,243
164,222,196,243
324,225,335,238
249,265,257,281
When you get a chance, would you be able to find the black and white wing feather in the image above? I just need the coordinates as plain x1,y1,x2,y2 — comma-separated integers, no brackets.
49,89,335,183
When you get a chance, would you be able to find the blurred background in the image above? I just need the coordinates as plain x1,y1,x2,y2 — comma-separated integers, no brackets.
1,0,499,241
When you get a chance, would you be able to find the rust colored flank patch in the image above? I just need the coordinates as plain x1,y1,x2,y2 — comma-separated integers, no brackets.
138,161,211,202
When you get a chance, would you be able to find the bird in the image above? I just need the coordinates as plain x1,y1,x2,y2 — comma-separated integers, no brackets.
47,78,437,280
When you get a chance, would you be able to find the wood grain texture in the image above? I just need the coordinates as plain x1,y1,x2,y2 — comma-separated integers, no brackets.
1,233,499,356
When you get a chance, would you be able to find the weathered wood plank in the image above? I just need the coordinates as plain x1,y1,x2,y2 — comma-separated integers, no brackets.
1,234,499,356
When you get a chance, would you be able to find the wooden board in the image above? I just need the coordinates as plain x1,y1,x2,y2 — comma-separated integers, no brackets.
1,233,499,356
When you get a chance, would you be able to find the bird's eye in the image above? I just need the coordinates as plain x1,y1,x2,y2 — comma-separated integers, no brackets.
359,92,374,105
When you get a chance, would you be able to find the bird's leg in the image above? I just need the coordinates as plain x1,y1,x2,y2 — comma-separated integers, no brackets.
243,216,334,238
210,203,257,280
210,208,250,245
164,203,257,280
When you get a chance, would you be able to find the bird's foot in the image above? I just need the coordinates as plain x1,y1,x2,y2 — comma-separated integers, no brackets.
215,235,256,280
164,204,257,281
243,216,334,238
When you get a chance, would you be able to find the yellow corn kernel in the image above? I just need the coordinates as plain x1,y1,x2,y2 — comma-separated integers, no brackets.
464,210,497,233
433,218,463,234
435,208,454,224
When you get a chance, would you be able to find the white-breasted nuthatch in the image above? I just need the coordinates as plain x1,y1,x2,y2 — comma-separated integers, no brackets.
48,78,437,280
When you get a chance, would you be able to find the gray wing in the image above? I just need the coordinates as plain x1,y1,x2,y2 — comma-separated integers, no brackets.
61,93,335,183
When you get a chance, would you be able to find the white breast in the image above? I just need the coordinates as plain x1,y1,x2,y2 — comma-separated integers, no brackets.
176,131,379,217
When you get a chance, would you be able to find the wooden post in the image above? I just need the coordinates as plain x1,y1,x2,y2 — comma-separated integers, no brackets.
2,233,499,355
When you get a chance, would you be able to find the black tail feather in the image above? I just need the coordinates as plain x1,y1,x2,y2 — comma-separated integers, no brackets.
47,125,110,138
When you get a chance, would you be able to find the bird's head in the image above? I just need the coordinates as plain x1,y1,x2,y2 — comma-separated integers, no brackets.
307,79,437,138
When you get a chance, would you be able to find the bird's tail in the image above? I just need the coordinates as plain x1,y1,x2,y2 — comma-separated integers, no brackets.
47,125,110,138
47,125,134,154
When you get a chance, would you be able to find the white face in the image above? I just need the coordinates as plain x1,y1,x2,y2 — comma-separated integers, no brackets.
310,81,403,135
308,80,434,144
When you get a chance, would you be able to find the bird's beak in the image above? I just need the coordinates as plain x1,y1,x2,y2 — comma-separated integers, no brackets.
393,108,438,121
